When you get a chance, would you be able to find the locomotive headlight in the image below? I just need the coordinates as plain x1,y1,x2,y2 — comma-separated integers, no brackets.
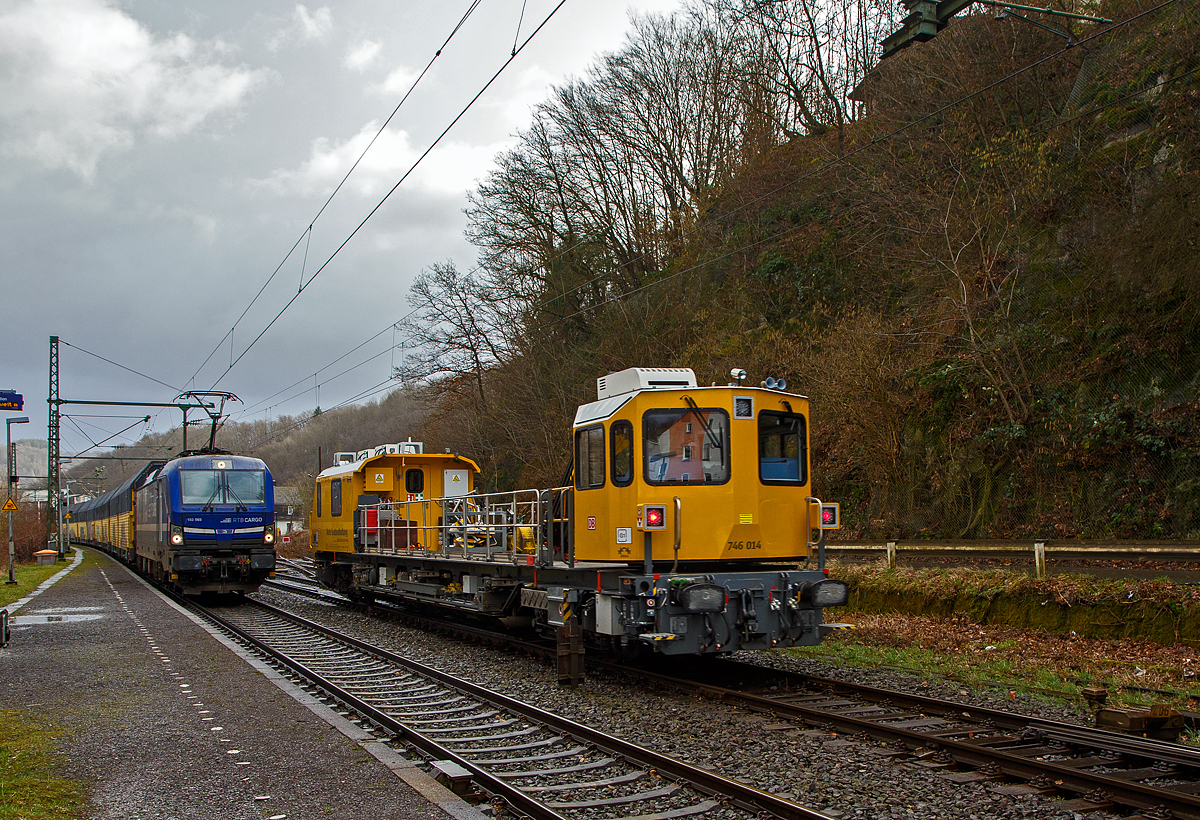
678,583,725,614
801,579,848,608
263,528,275,544
170,525,184,546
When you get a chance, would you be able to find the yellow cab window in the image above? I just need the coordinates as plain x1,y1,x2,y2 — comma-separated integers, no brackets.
574,425,605,489
643,408,730,485
758,411,807,484
610,420,633,487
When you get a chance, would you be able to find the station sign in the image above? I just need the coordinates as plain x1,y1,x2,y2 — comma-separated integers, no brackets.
0,392,22,411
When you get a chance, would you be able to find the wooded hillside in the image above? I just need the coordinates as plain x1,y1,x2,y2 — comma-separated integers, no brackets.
403,0,1200,540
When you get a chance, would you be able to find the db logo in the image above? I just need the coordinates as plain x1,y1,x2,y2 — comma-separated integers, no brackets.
587,517,597,530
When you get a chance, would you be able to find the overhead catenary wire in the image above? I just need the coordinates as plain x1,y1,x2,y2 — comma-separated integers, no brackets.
231,308,420,420
296,0,1145,364
238,340,402,421
236,375,400,453
181,0,488,395
237,4,1172,435
60,339,180,393
204,0,573,393
63,415,152,460
198,1,1176,441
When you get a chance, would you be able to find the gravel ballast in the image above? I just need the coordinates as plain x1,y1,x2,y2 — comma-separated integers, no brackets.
253,585,1118,820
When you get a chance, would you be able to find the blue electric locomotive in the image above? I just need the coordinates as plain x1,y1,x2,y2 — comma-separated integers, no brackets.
70,453,277,594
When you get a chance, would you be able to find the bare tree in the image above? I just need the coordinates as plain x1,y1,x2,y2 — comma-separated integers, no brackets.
467,9,753,340
397,261,512,405
715,0,900,146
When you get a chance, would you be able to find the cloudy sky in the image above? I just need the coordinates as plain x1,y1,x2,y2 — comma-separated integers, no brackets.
0,0,681,457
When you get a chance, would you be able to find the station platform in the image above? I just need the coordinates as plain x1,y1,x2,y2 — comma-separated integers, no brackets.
0,547,487,820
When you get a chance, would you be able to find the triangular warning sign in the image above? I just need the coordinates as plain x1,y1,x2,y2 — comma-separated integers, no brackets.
2,498,17,511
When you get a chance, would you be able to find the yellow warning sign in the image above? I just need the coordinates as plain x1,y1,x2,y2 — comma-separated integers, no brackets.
2,498,17,512
64,512,71,520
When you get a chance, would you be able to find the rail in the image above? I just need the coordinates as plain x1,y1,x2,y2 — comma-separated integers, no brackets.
190,595,836,820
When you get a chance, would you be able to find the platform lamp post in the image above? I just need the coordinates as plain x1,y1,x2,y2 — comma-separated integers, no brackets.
7,416,29,585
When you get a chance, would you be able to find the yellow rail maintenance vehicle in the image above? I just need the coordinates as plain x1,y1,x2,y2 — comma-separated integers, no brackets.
310,367,846,658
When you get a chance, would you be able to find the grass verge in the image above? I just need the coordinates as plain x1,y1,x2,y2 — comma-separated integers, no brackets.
0,563,68,609
0,710,85,820
790,562,1200,714
829,560,1200,608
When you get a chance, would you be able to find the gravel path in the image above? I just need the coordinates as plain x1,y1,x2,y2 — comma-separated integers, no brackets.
254,587,1116,820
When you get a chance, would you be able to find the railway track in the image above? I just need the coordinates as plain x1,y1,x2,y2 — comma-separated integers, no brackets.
276,556,317,579
253,580,1200,819
187,595,836,820
607,658,1200,820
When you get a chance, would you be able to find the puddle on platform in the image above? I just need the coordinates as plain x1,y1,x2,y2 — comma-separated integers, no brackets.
27,606,104,615
12,613,105,625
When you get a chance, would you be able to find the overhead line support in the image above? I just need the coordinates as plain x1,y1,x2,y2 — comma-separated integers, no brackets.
880,0,1110,58
48,336,59,558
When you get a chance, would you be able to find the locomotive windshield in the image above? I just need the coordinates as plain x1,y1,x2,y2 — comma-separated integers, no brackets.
180,469,267,507
643,408,729,485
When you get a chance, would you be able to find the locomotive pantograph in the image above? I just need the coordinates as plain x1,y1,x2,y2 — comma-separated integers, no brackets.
309,367,846,657
67,392,277,594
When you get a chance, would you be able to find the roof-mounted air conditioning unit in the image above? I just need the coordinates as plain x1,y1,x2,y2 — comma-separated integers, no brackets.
597,367,697,399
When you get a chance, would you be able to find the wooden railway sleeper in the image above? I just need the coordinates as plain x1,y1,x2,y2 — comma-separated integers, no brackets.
458,737,563,755
1096,766,1182,781
468,746,588,766
520,771,647,793
604,799,719,820
359,686,453,702
438,726,542,744
544,783,680,809
418,717,521,734
493,757,617,779
401,711,505,727
377,703,482,718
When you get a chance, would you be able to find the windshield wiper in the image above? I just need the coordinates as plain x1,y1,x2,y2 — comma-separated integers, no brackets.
683,396,723,450
225,485,248,512
202,485,222,512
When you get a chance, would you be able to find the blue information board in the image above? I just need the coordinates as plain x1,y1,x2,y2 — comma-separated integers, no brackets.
0,392,23,411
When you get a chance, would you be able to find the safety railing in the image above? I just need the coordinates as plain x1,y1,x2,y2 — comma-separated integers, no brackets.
357,486,574,566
